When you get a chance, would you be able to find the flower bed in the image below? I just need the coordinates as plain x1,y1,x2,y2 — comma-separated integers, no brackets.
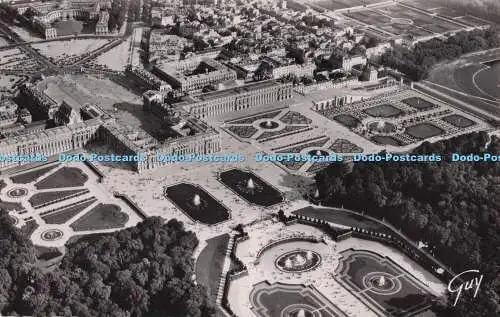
226,125,258,138
279,111,312,124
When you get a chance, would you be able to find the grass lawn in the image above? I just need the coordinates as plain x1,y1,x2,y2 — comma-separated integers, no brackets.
333,114,361,128
70,203,128,231
293,206,391,234
195,234,230,304
29,189,88,208
10,164,59,184
364,104,403,118
401,97,435,111
441,114,475,128
42,198,97,224
405,123,444,139
35,167,88,189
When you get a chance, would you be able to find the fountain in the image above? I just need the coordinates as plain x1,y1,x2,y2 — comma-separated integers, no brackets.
193,194,201,207
377,121,386,130
306,250,313,260
316,150,323,156
313,188,320,198
276,250,322,272
296,309,306,317
378,275,386,287
247,178,255,190
295,254,306,266
265,120,272,127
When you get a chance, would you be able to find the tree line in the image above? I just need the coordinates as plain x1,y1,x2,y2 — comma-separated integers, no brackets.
379,28,500,81
0,214,215,317
314,131,500,316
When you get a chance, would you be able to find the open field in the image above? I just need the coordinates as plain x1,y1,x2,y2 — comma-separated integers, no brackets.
314,0,384,11
344,3,468,37
427,48,500,116
95,36,131,70
31,39,110,61
39,74,142,114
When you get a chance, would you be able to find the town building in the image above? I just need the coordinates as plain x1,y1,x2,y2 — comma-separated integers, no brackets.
125,66,172,92
13,0,108,39
258,56,316,79
342,55,367,71
95,10,109,35
153,57,237,93
20,83,59,120
148,31,188,63
0,118,103,170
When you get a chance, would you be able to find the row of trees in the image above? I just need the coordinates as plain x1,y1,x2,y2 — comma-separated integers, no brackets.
0,214,215,317
108,0,128,32
314,131,500,316
379,28,500,81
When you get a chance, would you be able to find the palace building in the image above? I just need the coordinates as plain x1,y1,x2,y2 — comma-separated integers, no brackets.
310,87,371,111
171,79,293,118
0,105,222,172
0,117,103,170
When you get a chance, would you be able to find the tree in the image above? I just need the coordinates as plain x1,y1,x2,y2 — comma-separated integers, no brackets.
313,131,500,316
0,214,214,317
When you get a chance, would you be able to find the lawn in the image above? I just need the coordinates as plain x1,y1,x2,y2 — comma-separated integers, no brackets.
405,123,444,139
42,198,97,224
29,189,89,208
364,104,403,118
0,200,24,212
70,203,128,231
333,114,361,128
35,245,63,261
10,164,59,184
35,167,88,189
441,114,475,128
401,97,435,111
195,234,230,304
293,206,391,234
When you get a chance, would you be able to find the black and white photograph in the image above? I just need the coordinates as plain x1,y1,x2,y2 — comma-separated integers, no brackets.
0,0,498,316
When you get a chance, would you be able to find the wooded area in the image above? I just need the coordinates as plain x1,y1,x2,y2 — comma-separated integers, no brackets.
0,215,215,317
315,131,500,316
379,28,500,81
